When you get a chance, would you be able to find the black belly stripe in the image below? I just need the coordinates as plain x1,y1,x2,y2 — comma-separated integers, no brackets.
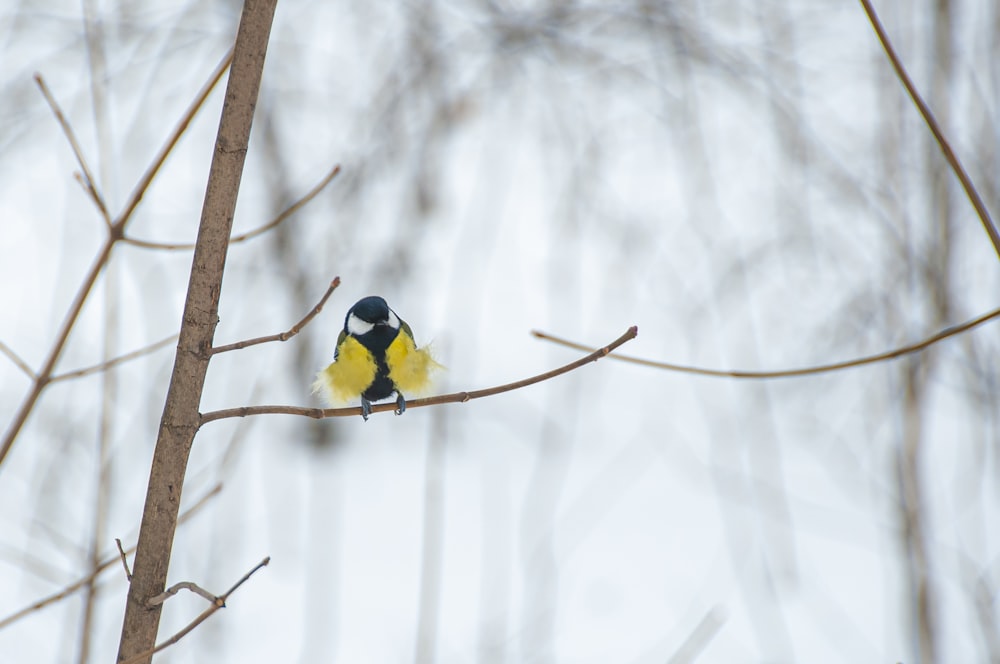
362,349,396,401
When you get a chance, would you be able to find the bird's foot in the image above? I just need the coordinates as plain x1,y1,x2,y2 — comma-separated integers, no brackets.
361,398,373,421
395,393,406,416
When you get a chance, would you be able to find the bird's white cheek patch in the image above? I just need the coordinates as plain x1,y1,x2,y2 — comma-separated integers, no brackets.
347,313,374,336
387,310,401,330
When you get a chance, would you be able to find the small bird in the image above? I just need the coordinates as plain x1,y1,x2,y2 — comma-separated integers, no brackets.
313,296,441,420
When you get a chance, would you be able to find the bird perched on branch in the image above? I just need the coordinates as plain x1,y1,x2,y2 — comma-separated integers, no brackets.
313,296,441,420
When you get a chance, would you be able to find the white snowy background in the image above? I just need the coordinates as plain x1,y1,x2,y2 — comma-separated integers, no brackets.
1,1,999,663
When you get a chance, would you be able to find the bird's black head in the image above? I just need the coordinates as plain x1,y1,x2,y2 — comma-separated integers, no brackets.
349,296,391,325
344,296,402,352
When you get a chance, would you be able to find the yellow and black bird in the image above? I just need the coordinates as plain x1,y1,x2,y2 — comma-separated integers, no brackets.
313,296,440,420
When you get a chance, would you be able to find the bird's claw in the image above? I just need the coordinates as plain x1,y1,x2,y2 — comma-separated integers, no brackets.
361,398,372,421
395,393,406,416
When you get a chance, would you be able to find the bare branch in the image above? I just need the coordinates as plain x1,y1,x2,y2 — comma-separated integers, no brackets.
0,50,237,472
34,74,111,227
119,557,270,664
49,333,178,383
113,47,234,229
859,0,1000,259
122,163,342,251
532,305,1000,379
211,277,340,354
146,581,217,607
115,539,132,582
0,341,35,379
0,483,221,631
199,326,639,425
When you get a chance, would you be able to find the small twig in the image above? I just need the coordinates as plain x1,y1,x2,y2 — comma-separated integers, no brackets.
199,326,638,425
123,163,341,250
532,304,1000,379
34,74,112,227
120,557,270,664
115,539,132,582
858,0,1000,259
146,581,217,608
0,341,35,379
211,277,340,354
49,333,178,383
0,483,222,631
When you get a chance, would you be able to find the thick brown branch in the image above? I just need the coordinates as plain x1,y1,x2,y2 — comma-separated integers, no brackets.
211,277,340,354
116,3,276,660
199,326,638,425
531,305,1000,379
859,0,1000,259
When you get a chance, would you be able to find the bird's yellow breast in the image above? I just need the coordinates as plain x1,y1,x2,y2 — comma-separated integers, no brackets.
312,335,377,404
312,332,442,405
386,332,440,394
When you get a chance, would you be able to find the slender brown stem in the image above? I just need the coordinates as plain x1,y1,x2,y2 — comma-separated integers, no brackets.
0,241,115,469
0,50,235,473
532,304,1000,379
113,48,234,230
123,164,341,251
199,326,638,425
50,334,179,383
0,341,35,379
34,74,111,227
211,277,340,354
858,0,1000,258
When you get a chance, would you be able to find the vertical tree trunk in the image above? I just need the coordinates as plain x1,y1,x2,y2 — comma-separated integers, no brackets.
115,1,277,661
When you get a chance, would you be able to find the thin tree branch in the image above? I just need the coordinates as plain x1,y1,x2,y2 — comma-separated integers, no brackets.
112,47,234,230
122,164,341,251
532,305,1000,379
49,333,179,383
0,50,235,472
211,277,340,354
858,0,1000,259
119,557,270,664
199,326,639,425
34,74,111,227
0,341,35,379
0,483,222,631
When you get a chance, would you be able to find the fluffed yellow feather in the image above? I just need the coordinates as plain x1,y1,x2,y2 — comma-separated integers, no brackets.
386,333,443,394
312,336,377,404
